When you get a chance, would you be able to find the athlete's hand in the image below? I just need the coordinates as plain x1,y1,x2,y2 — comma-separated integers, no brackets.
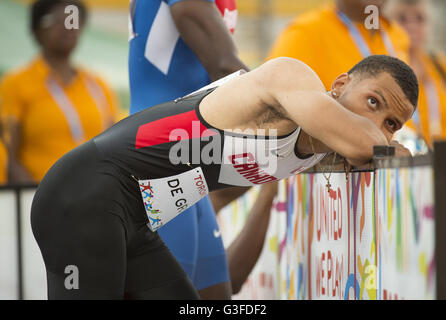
390,140,412,157
344,157,373,171
345,140,411,168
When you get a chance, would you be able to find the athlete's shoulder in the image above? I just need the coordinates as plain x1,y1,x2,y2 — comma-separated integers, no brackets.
262,57,315,70
258,57,324,90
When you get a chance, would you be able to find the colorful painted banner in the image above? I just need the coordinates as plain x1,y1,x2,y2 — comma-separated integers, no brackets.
217,166,435,300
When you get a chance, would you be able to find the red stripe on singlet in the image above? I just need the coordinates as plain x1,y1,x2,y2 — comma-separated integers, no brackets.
135,109,217,149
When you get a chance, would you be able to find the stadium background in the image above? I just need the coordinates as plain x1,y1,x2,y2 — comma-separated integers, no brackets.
2,0,446,112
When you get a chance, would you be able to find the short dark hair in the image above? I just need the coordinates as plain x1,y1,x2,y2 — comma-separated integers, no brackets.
30,0,88,33
347,55,419,108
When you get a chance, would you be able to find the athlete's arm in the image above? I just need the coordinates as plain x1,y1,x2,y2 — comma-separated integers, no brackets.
260,59,390,165
169,0,248,81
225,181,278,294
200,57,389,166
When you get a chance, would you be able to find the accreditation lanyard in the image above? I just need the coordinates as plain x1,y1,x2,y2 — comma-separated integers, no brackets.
423,76,442,137
46,75,109,144
83,76,113,130
408,63,442,140
336,10,396,58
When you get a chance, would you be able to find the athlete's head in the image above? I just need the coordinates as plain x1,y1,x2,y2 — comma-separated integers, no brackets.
330,55,418,142
30,0,88,56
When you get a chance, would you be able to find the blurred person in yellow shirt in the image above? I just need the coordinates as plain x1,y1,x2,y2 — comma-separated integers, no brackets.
387,0,446,147
267,0,410,90
0,0,120,184
0,139,6,185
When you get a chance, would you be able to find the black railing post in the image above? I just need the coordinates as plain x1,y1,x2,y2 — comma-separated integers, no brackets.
15,187,23,300
373,145,396,158
434,141,446,300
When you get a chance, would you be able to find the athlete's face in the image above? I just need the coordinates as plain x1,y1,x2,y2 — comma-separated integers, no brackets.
332,72,415,142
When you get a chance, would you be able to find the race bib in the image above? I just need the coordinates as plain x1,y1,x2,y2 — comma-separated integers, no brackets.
137,167,209,231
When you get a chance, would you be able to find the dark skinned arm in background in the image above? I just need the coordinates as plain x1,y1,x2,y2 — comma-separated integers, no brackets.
170,0,272,298
170,0,249,81
224,182,278,294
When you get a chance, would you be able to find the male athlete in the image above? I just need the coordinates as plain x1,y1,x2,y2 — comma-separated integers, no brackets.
31,55,416,299
128,0,251,299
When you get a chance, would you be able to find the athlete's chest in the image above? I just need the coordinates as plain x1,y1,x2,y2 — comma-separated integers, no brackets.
216,130,324,187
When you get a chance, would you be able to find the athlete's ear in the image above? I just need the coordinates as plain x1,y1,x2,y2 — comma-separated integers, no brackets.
331,73,351,96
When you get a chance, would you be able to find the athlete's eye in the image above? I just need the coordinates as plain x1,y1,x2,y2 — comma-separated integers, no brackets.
386,119,397,131
367,97,378,109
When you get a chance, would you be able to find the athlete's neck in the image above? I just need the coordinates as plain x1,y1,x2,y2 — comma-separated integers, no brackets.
42,50,76,84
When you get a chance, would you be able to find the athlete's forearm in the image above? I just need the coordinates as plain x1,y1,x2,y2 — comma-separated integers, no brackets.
287,92,388,165
226,182,277,294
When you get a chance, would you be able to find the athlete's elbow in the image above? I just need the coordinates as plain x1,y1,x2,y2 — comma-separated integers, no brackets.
346,131,388,165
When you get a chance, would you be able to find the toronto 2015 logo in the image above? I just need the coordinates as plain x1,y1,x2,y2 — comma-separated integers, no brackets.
139,182,162,227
